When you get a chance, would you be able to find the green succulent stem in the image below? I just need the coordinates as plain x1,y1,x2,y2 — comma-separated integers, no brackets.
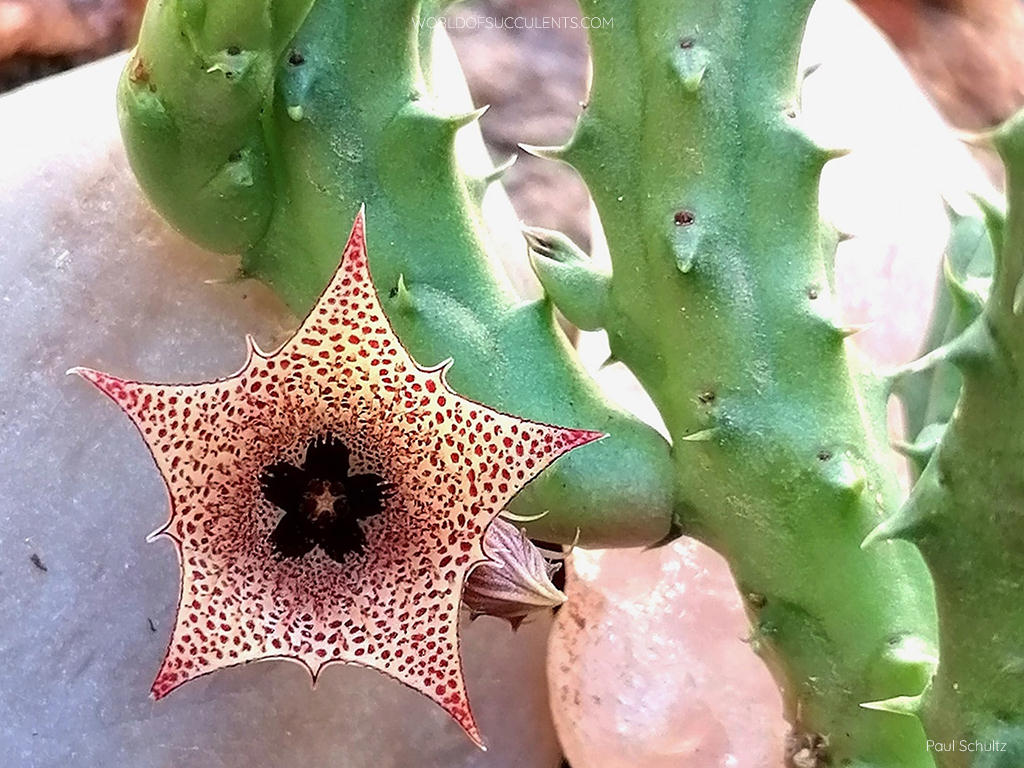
869,109,1024,767
534,1,939,765
116,0,676,547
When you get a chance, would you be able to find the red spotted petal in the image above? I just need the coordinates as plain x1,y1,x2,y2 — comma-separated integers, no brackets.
71,207,602,746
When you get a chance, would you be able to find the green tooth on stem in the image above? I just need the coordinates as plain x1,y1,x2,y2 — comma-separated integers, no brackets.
116,0,676,547
894,208,994,469
528,1,939,765
867,109,1024,767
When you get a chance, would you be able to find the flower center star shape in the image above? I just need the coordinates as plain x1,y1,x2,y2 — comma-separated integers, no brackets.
72,207,602,746
260,433,391,562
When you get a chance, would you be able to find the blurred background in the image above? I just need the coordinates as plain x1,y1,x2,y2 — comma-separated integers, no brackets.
2,0,1023,244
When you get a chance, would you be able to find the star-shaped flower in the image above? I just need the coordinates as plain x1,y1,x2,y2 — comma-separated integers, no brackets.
72,208,601,745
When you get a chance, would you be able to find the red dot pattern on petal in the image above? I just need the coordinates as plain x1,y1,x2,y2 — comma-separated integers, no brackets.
73,207,602,747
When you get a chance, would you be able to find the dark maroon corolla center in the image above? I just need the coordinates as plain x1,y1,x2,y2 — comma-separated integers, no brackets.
259,433,389,562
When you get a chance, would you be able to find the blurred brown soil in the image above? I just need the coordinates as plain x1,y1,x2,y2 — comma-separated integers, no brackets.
0,0,144,91
447,0,592,246
857,0,1024,130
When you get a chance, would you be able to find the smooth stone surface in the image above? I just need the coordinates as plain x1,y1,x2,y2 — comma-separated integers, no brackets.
550,541,787,768
0,54,559,768
553,3,996,768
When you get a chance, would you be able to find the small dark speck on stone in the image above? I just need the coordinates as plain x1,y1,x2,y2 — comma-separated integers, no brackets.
30,553,47,572
807,286,819,300
817,450,833,462
227,46,241,56
288,51,306,66
698,390,716,405
228,150,243,163
148,617,157,633
679,37,695,49
388,286,399,299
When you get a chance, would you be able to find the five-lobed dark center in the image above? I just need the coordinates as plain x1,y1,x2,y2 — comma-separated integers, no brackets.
259,433,389,562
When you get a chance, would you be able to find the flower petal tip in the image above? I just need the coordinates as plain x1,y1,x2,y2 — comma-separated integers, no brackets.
450,706,486,751
67,366,102,385
563,428,607,451
68,366,137,402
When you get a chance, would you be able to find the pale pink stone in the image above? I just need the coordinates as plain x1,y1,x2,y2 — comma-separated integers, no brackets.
549,543,787,768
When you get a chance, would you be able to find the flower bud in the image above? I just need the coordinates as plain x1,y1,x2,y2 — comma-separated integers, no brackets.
463,518,567,630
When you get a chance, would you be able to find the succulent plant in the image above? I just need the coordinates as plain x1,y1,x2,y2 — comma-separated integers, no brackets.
866,110,1024,767
521,2,943,765
75,0,1024,763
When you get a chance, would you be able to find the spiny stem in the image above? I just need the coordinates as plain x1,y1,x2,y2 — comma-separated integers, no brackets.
536,2,939,764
